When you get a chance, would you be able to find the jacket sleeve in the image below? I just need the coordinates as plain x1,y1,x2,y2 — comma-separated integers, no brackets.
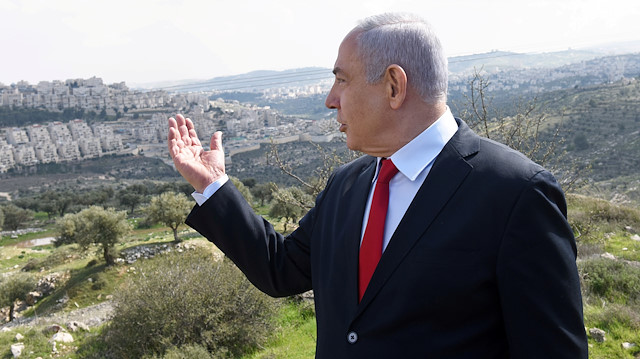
185,180,315,297
496,170,588,358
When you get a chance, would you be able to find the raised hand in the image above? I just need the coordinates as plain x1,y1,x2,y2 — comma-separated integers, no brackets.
168,114,225,193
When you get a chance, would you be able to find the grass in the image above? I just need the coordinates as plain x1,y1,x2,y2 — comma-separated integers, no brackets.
243,300,317,359
0,322,103,359
584,304,640,358
0,228,55,247
603,234,640,262
0,246,50,272
568,194,640,358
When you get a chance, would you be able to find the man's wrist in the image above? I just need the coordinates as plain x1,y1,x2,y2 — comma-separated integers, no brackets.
191,174,229,206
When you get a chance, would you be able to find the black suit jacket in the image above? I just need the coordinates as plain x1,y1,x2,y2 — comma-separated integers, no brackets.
186,119,588,358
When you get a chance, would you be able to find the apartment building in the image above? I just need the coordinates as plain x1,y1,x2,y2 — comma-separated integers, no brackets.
78,137,102,158
68,119,94,140
6,127,29,145
34,142,59,164
12,145,38,166
56,141,82,161
0,139,15,172
27,124,53,144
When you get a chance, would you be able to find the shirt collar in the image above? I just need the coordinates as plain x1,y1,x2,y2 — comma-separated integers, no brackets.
382,107,458,181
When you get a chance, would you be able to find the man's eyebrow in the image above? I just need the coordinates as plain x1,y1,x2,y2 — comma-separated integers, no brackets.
332,67,343,75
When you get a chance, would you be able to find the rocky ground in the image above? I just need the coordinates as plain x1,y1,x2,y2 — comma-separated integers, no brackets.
0,301,113,332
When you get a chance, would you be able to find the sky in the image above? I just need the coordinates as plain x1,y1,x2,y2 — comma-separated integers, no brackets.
1,0,639,86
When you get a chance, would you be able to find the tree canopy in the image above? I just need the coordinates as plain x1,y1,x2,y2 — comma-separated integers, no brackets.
56,206,131,265
145,192,192,242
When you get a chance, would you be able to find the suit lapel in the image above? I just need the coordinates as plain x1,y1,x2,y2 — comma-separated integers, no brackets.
356,119,480,310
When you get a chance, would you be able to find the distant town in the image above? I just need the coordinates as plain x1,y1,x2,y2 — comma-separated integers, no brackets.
0,76,339,173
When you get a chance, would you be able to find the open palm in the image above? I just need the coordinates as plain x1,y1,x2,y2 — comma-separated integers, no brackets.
168,114,225,193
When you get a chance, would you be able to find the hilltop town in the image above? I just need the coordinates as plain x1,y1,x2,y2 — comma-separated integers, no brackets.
0,76,338,173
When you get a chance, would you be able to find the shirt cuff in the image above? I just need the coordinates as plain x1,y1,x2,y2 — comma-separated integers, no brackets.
191,174,229,206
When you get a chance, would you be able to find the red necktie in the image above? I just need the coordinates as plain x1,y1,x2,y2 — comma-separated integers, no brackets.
359,158,399,302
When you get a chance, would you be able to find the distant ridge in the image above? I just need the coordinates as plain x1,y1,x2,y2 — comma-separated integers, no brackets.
448,49,602,73
134,67,332,92
133,42,640,93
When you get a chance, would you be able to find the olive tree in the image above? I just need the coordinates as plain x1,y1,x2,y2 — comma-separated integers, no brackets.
269,186,312,233
0,273,36,322
56,206,131,265
1,204,34,231
144,192,192,243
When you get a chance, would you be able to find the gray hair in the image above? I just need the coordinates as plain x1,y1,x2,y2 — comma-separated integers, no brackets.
353,13,448,103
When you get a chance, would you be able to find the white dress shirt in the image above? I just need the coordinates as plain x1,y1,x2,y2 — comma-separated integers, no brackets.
192,108,458,254
361,108,458,251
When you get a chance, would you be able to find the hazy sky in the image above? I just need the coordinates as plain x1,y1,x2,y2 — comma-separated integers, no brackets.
2,0,639,86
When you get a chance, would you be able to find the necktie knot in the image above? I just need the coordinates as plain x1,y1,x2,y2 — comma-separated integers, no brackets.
377,158,399,184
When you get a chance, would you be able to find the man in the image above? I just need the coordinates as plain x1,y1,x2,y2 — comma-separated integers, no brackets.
168,12,588,358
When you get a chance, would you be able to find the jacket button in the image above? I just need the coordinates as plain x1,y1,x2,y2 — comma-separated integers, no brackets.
347,331,358,344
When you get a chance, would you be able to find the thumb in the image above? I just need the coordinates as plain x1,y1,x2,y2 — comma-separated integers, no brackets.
210,131,223,152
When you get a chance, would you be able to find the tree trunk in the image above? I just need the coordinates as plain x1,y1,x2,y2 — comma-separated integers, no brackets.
172,227,181,243
9,302,15,322
103,245,115,266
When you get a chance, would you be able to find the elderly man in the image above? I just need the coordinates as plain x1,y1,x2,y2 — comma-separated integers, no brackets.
168,12,588,358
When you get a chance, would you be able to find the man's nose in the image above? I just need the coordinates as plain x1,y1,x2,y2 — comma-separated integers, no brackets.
325,88,338,109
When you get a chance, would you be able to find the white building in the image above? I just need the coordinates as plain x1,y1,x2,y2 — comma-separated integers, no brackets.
6,127,29,145
12,145,38,166
0,142,15,172
48,122,73,142
34,142,59,163
1,89,22,107
56,141,82,161
27,124,52,144
68,119,94,140
78,137,102,158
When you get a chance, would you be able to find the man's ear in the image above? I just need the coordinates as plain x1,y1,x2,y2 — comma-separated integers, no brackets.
384,64,407,110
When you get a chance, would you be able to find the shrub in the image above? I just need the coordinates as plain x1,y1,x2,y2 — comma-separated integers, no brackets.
101,248,279,359
90,274,107,290
579,257,640,304
586,303,640,331
144,344,214,359
568,194,640,230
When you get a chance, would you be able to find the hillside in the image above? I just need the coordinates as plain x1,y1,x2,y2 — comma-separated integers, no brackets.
539,79,640,205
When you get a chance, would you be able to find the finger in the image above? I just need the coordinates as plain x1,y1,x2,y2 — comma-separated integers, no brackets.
175,114,190,140
190,128,201,147
185,117,200,146
175,114,186,127
210,131,223,152
178,120,192,147
168,117,178,141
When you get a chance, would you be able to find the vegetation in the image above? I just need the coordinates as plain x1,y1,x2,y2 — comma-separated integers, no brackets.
55,206,132,265
0,273,36,322
269,186,311,233
568,194,640,358
144,192,192,242
1,185,639,358
97,249,278,359
0,203,34,231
